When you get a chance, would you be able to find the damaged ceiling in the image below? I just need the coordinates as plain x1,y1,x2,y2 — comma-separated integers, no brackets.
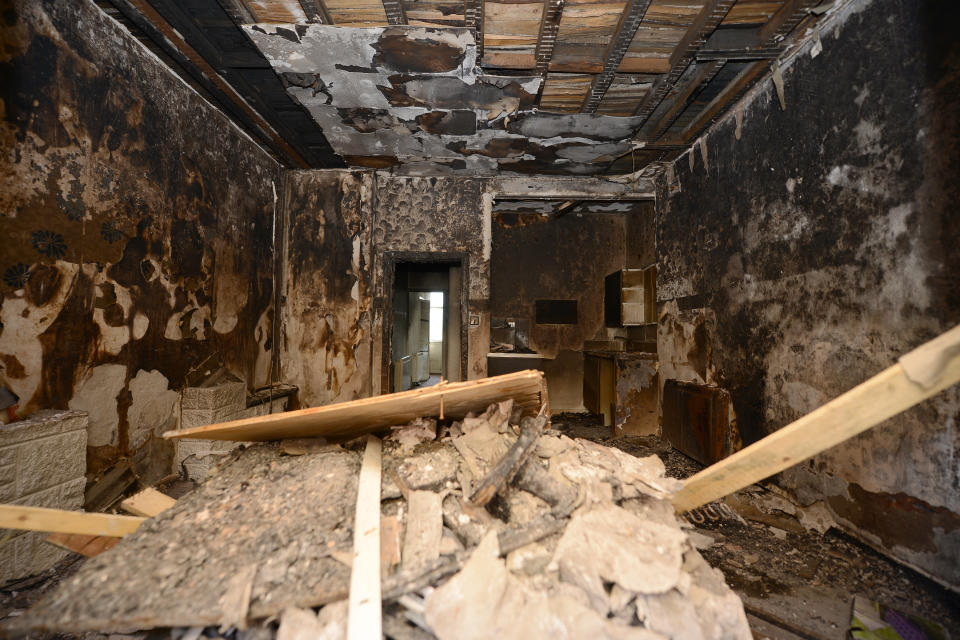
100,0,829,174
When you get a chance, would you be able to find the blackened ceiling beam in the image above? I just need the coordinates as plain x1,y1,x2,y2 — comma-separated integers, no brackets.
632,0,736,120
636,60,723,141
669,59,768,143
533,0,564,75
465,0,484,59
581,0,653,113
661,0,819,143
381,0,408,25
298,0,336,24
126,0,343,168
109,0,312,167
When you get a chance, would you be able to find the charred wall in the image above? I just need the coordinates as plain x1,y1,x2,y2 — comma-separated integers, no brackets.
490,211,631,410
280,171,373,407
655,0,960,586
371,175,490,390
0,0,281,478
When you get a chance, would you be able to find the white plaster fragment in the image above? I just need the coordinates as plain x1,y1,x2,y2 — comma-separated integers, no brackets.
127,369,178,450
69,364,127,447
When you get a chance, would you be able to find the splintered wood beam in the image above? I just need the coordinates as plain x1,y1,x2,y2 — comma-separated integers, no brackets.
582,0,653,113
637,60,723,141
299,0,335,24
672,325,960,513
164,370,549,442
381,0,407,25
465,0,484,59
534,0,565,75
633,0,736,120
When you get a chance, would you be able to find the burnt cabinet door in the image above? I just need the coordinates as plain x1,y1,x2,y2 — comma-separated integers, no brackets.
662,380,739,464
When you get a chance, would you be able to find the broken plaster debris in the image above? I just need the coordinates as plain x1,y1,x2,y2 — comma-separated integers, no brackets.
7,401,752,639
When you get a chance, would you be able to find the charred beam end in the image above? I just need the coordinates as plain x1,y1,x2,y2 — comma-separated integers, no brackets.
299,0,335,24
632,0,736,121
465,0,484,59
582,0,653,113
381,0,407,25
107,0,311,168
534,0,565,75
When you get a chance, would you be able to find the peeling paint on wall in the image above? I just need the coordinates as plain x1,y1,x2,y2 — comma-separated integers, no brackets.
0,0,280,478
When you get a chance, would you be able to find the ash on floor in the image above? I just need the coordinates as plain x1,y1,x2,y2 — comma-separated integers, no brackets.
557,412,960,640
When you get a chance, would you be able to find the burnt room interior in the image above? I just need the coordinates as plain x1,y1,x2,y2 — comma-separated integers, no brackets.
1,0,958,638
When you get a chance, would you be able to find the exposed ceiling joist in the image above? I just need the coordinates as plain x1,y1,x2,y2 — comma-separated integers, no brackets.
298,0,335,24
581,0,653,113
533,0,564,75
761,0,820,44
465,0,484,59
632,0,736,121
638,60,723,141
670,59,769,143
381,0,407,25
111,0,311,167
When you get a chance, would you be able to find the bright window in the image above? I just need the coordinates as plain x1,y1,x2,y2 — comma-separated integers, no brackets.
429,291,444,341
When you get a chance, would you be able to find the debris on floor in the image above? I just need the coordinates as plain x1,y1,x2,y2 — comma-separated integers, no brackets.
3,400,753,639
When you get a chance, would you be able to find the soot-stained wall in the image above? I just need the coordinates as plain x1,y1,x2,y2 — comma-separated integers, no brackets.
655,0,960,586
0,0,281,478
490,212,630,410
371,176,490,391
281,171,374,408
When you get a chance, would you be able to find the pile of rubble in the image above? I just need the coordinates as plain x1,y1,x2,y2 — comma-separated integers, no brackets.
6,400,751,639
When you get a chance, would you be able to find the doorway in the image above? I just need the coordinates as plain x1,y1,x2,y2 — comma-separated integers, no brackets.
389,260,463,392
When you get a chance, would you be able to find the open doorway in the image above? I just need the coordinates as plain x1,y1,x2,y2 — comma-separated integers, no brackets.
389,261,463,392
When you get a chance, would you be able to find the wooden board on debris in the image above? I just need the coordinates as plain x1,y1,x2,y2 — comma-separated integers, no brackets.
163,370,548,443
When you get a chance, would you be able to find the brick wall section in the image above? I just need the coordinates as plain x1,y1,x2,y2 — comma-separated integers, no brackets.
0,410,88,581
175,380,288,482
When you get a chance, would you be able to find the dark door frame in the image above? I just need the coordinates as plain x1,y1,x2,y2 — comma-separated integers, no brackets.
381,251,470,394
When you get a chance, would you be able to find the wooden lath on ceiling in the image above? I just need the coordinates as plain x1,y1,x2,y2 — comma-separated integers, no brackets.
224,0,824,137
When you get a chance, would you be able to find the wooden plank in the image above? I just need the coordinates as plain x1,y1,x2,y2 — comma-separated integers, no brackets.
381,0,407,24
347,436,383,640
45,533,122,558
298,0,335,23
120,487,177,518
163,370,548,443
0,505,145,537
401,491,443,572
671,325,960,512
670,59,768,142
